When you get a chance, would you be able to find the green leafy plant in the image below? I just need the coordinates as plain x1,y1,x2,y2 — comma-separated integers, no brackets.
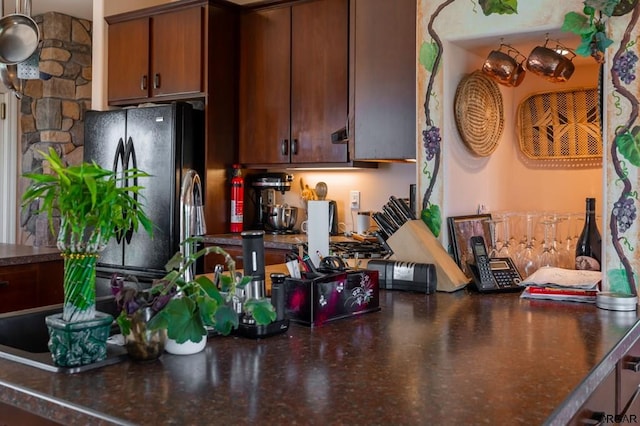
562,0,621,62
134,238,277,344
478,0,518,16
21,147,153,322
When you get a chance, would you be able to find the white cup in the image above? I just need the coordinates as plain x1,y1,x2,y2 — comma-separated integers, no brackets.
356,211,371,234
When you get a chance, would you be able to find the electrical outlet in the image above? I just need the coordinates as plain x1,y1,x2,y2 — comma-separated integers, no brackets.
350,190,360,210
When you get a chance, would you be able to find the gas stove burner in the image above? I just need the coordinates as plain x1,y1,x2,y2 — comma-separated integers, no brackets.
328,241,389,259
265,229,301,235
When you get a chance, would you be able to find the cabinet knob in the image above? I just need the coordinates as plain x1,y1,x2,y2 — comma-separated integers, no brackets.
281,139,289,156
153,73,161,89
140,75,147,91
624,355,640,372
578,411,605,425
291,139,299,155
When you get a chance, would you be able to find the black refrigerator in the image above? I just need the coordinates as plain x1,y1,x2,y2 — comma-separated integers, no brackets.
84,102,204,293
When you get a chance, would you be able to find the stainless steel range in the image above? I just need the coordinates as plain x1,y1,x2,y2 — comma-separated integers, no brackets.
328,241,390,259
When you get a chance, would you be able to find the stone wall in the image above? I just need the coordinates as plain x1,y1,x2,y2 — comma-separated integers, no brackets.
20,12,92,246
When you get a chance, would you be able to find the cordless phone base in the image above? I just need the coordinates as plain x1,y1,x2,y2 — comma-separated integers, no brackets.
467,262,524,294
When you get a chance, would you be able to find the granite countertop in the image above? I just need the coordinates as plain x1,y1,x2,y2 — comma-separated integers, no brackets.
0,290,638,425
0,243,61,267
203,233,357,250
204,233,307,250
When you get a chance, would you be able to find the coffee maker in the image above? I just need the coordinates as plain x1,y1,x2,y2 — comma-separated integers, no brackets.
249,173,294,230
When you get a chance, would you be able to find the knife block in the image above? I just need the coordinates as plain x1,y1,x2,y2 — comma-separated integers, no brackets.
387,220,469,292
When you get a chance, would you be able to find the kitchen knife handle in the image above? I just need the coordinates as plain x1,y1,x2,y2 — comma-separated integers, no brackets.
390,195,416,220
381,210,399,232
281,139,289,156
386,200,408,226
372,231,394,256
373,211,397,236
371,215,388,240
382,205,402,229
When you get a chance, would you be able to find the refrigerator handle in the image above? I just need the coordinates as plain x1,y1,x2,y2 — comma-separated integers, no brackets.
113,138,125,175
113,138,126,244
123,137,139,244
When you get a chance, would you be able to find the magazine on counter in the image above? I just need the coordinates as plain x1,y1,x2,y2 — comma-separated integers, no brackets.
519,267,602,303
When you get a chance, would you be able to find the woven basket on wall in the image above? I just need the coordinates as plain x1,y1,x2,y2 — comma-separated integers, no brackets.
517,87,602,160
454,71,505,157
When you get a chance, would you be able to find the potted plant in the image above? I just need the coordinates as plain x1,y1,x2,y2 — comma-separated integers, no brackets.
112,237,277,357
110,273,173,361
561,0,633,63
21,147,153,367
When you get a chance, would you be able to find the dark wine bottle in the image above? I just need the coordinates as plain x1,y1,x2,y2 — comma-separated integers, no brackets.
575,197,602,271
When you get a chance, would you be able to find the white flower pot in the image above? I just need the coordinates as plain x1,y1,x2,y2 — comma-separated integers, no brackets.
164,336,207,355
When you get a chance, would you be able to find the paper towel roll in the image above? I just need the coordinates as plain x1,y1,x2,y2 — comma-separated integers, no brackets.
307,200,330,267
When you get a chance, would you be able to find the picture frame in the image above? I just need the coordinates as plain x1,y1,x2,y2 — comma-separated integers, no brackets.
447,214,492,277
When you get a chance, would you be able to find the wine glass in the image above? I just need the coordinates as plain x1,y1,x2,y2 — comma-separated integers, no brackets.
484,218,504,258
495,212,513,258
538,216,559,268
515,211,539,278
554,213,572,269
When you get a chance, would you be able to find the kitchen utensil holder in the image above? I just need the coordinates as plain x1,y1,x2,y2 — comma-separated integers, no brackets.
283,269,380,327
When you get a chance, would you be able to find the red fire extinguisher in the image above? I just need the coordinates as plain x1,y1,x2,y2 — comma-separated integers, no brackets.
230,164,244,233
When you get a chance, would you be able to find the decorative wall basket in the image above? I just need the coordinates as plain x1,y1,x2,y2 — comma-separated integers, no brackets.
517,88,602,161
454,71,505,157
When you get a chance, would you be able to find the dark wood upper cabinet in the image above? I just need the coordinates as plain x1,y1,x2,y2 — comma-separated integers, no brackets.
107,17,149,103
107,5,204,105
350,0,416,161
151,7,203,98
105,0,237,236
239,6,291,164
239,0,349,165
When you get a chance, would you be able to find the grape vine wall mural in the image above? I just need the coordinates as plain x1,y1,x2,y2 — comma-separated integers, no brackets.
416,0,640,294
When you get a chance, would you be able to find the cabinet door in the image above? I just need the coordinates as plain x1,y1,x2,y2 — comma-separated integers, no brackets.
291,0,348,163
108,18,150,103
151,6,204,98
568,367,616,425
619,338,640,417
0,261,63,313
352,0,416,160
239,7,291,165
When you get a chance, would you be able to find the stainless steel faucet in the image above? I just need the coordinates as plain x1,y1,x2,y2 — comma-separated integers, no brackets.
180,169,206,282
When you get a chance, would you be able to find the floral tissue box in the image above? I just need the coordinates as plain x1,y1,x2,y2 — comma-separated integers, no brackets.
283,269,380,327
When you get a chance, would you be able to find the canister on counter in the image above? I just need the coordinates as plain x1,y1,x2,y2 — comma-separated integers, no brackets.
367,259,437,294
